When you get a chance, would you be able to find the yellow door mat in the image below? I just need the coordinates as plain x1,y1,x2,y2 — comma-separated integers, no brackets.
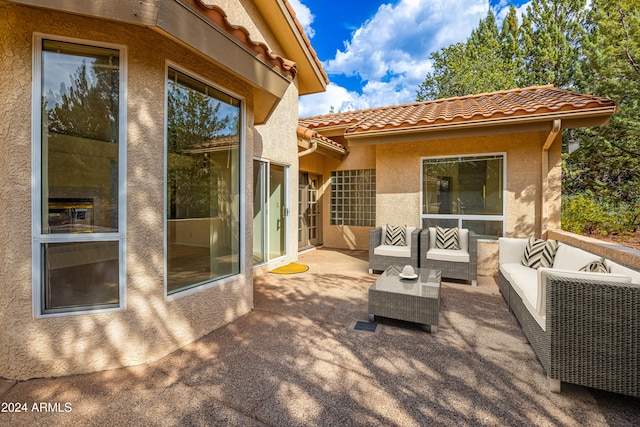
269,263,309,274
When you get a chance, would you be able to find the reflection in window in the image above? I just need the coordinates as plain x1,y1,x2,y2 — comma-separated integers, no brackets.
36,39,123,314
422,155,504,239
166,68,241,294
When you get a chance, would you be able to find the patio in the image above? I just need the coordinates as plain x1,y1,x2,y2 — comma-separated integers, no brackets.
1,248,638,426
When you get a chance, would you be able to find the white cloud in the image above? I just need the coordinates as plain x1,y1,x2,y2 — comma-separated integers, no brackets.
296,0,531,116
288,0,315,38
298,84,358,117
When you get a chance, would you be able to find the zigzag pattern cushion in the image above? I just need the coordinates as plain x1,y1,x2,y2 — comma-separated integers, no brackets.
521,237,559,269
435,226,460,250
384,224,406,246
579,257,610,273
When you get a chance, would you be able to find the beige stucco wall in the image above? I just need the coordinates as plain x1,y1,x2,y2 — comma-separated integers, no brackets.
316,145,377,249
254,81,300,268
0,2,295,379
316,131,562,276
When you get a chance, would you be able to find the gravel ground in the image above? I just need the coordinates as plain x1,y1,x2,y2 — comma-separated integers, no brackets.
1,248,638,426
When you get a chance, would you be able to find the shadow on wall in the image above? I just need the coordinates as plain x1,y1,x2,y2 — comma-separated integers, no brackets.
339,225,357,250
18,147,251,382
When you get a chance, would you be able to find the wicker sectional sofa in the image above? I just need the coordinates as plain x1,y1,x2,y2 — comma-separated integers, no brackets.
498,237,640,397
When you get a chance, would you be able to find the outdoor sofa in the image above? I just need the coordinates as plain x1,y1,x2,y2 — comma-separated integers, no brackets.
498,237,640,397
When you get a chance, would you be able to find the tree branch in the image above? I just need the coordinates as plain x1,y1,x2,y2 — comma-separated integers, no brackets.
617,5,640,74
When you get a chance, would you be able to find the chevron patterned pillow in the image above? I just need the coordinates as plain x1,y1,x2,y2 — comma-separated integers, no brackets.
579,257,610,273
384,224,406,246
435,226,460,250
521,237,559,268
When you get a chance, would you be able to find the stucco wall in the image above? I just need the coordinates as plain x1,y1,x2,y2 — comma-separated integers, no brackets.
317,131,562,276
254,81,300,266
0,2,292,379
319,145,377,249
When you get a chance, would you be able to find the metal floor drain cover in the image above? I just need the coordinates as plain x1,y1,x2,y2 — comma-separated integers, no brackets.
347,320,381,334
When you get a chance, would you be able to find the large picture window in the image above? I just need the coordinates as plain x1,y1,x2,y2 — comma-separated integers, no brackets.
166,68,241,294
33,37,126,314
421,154,505,240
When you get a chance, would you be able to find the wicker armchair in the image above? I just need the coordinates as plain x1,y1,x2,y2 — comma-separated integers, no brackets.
368,226,421,274
420,227,477,286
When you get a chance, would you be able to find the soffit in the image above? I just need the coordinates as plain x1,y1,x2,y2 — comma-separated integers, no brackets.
253,0,329,95
299,85,617,142
10,0,296,124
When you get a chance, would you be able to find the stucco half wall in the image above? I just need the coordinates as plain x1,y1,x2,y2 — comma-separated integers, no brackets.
0,3,297,379
319,131,562,276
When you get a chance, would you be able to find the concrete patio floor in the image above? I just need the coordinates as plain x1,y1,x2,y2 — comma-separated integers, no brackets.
1,248,639,426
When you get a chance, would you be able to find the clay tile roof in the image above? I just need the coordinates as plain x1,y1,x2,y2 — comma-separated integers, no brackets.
190,0,297,80
281,0,329,85
297,125,347,153
299,85,617,135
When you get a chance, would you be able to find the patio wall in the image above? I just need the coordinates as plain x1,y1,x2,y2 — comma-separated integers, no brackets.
317,130,562,276
0,2,296,379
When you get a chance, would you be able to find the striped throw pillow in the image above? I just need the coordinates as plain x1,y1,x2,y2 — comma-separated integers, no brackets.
384,224,406,246
521,237,559,269
579,257,610,273
435,226,460,250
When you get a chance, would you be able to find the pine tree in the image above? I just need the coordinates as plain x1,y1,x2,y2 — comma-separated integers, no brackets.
519,0,588,88
565,0,640,221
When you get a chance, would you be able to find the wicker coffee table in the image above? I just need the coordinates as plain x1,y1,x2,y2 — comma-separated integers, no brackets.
368,266,442,332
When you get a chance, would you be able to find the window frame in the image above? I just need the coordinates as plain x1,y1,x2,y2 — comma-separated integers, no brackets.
31,34,128,317
420,153,506,241
163,61,246,300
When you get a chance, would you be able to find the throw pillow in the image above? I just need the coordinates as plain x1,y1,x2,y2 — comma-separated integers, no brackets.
435,226,460,250
384,224,406,246
521,237,559,269
579,257,610,273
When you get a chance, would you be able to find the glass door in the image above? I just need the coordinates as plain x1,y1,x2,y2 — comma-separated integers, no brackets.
253,159,288,265
298,172,321,249
268,164,286,259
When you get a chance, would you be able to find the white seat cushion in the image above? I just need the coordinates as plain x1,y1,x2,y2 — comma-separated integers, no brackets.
507,266,544,329
426,248,470,263
374,245,411,258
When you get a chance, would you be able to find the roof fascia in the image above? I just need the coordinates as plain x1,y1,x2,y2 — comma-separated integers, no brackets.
253,0,328,95
343,107,617,145
9,0,291,124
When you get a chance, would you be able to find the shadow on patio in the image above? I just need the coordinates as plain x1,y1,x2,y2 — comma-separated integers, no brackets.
1,248,638,426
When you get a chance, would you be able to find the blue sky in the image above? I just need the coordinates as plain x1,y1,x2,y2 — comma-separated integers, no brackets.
290,0,531,117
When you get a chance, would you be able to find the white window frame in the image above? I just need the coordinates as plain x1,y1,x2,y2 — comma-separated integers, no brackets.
31,34,128,317
163,62,246,300
420,153,506,240
252,157,290,268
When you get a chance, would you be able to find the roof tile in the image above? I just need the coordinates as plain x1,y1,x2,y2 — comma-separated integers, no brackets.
190,0,297,79
299,85,617,135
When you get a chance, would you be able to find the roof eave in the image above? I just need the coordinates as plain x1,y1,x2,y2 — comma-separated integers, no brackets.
343,107,617,144
253,0,328,95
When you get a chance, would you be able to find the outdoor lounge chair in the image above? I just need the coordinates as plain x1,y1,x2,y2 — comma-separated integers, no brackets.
368,225,420,274
420,227,477,286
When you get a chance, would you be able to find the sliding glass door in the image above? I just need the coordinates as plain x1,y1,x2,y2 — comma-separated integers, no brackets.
253,160,288,265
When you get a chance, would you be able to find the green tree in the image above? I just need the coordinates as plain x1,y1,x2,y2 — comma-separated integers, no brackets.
564,0,640,221
417,11,521,100
519,0,588,88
